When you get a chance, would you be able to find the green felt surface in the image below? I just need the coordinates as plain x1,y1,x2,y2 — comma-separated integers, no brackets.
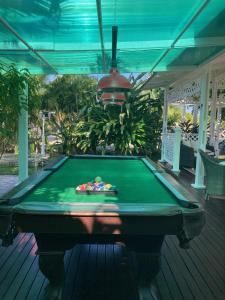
21,158,178,205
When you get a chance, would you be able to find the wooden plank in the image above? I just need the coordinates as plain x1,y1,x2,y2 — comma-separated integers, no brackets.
185,242,225,299
14,256,39,300
197,235,225,279
64,248,74,271
0,234,33,282
26,269,46,300
3,243,37,300
0,234,25,258
90,244,106,300
155,270,173,300
0,234,35,299
112,245,139,300
166,237,206,300
85,244,98,300
0,233,27,269
160,254,183,299
201,223,225,254
202,226,225,253
173,182,225,300
169,236,216,300
61,245,82,300
105,244,116,300
38,249,74,300
115,247,138,300
163,241,194,300
72,244,91,300
113,245,126,300
204,212,225,240
124,250,139,300
138,286,156,300
205,199,225,219
191,239,225,295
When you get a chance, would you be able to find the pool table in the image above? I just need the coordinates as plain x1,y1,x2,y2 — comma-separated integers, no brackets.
0,156,205,294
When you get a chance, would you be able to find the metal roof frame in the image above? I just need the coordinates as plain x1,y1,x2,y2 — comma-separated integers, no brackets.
0,1,225,76
0,16,58,74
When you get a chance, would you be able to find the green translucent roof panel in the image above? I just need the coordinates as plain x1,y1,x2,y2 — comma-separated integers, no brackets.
156,46,225,71
0,1,225,74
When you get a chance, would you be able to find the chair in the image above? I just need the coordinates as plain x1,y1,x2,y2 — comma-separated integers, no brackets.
199,149,225,200
180,143,196,169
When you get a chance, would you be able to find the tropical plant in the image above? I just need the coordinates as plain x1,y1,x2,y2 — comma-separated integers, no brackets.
41,75,97,153
41,74,163,157
41,75,97,113
46,111,79,154
0,63,41,158
179,120,199,133
74,85,163,156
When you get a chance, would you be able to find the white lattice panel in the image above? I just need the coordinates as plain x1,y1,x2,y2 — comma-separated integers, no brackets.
214,73,225,106
167,79,201,103
164,133,175,165
181,133,199,151
215,73,225,89
182,133,199,143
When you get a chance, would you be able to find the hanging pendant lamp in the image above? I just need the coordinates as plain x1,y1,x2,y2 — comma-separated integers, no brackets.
97,26,132,106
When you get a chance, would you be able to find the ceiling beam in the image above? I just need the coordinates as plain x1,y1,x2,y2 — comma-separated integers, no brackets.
138,72,156,90
96,0,107,73
0,16,58,74
1,36,225,52
146,0,211,83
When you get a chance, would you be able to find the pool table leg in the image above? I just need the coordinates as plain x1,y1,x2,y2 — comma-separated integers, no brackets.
135,252,161,287
125,235,164,287
39,252,65,285
38,252,65,300
35,234,65,299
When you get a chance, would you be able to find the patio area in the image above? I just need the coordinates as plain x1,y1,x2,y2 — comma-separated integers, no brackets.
0,169,224,300
0,2,225,300
0,176,19,197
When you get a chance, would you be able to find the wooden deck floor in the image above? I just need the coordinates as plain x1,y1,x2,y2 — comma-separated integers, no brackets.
0,171,225,300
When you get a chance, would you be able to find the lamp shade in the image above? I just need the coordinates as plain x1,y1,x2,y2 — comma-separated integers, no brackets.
100,91,126,106
97,68,132,92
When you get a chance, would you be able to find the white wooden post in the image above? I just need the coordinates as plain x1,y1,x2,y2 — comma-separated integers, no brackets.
41,112,46,157
192,73,209,189
172,127,181,173
209,78,217,145
160,88,168,162
215,105,222,157
181,104,186,123
193,104,198,126
18,83,28,182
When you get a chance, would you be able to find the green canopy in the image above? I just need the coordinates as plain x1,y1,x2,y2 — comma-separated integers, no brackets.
0,0,225,74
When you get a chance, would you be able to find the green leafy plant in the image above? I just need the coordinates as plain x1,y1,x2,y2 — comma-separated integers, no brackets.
74,84,163,156
0,63,40,158
41,74,163,157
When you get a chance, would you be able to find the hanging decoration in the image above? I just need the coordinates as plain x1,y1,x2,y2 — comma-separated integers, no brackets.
96,25,132,107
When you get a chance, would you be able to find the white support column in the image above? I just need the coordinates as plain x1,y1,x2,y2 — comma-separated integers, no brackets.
181,104,186,123
215,105,222,157
18,83,28,182
193,104,198,126
41,113,46,157
209,78,217,145
192,72,209,189
172,126,181,173
160,88,168,162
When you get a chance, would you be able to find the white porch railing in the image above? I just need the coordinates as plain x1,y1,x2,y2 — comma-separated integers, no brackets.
164,133,175,165
163,127,182,173
181,133,199,152
182,133,199,143
162,128,223,174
